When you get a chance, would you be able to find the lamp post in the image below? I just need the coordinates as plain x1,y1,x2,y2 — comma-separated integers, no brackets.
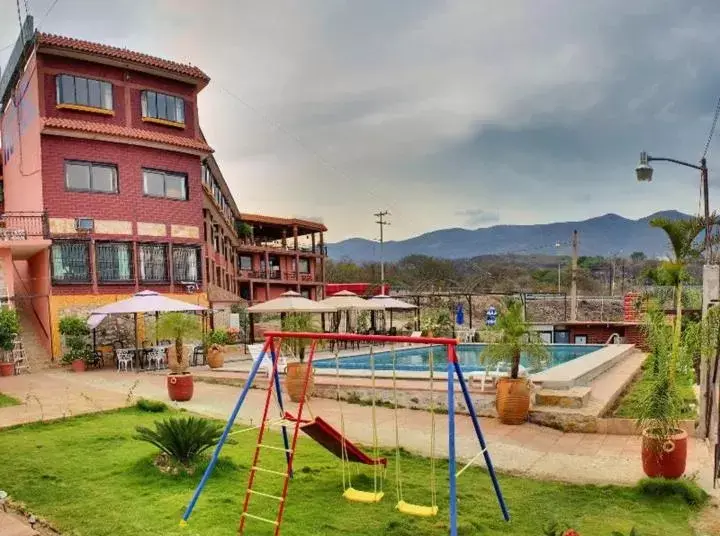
636,151,711,260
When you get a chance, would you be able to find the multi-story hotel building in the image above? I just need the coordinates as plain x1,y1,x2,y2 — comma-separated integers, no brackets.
0,17,327,363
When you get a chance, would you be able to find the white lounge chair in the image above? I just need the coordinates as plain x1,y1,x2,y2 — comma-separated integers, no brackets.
466,363,529,392
248,343,287,376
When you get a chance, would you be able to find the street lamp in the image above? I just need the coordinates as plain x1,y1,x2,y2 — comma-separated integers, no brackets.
636,151,711,260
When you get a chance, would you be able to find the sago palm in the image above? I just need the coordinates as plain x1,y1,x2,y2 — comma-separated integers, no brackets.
156,312,202,373
481,298,549,378
135,416,225,466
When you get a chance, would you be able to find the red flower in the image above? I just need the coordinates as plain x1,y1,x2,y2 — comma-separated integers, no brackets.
563,530,580,536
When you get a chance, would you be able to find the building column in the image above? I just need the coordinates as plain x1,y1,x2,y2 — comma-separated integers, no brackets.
311,232,316,253
293,225,298,251
282,229,287,249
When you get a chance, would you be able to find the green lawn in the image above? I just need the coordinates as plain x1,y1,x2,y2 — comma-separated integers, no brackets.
613,366,697,419
0,409,703,536
0,392,20,407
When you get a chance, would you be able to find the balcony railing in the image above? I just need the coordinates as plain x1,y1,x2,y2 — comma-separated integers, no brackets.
0,212,49,240
240,270,318,283
236,240,327,255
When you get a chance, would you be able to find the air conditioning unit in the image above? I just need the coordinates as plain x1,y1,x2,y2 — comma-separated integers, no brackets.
75,218,94,232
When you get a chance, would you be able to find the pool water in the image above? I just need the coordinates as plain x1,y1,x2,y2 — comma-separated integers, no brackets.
312,344,605,374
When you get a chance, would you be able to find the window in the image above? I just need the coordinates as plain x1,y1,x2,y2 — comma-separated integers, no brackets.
56,74,112,110
143,169,187,200
65,161,118,193
141,90,185,124
173,246,201,282
239,255,252,271
298,258,310,274
51,242,90,283
138,244,168,282
96,242,133,282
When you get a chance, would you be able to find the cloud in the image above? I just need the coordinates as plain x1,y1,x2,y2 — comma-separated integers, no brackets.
455,209,500,227
4,0,720,242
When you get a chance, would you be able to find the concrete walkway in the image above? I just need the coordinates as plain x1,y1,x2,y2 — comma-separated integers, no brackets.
0,369,716,494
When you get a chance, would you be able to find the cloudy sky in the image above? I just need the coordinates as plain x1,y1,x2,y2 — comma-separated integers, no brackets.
2,0,720,242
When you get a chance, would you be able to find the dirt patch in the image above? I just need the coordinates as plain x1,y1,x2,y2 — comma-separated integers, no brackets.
692,499,720,536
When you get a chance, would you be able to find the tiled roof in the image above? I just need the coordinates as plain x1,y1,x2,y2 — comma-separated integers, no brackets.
37,33,210,84
41,117,213,153
240,213,327,232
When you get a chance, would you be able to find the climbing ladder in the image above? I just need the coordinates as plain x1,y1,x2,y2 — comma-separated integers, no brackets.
238,340,317,535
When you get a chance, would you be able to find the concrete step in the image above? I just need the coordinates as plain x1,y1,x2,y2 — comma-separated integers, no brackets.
0,512,39,536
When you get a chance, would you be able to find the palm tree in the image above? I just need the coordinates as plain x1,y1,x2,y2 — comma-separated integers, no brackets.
157,312,202,373
281,313,317,363
481,298,549,378
649,215,712,375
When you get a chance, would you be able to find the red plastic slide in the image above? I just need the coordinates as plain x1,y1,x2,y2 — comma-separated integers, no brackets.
283,412,387,467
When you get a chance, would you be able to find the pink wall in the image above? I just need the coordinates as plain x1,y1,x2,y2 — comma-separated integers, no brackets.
1,52,44,212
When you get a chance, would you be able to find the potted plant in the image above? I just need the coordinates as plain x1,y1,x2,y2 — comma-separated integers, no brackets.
59,315,91,373
282,313,317,402
205,329,231,369
481,298,549,424
638,304,688,478
0,307,19,377
157,312,202,402
420,308,453,338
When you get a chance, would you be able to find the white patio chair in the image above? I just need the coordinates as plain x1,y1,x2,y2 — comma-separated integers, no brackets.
147,348,165,370
467,363,528,392
12,340,29,374
407,331,422,346
248,343,287,377
116,349,134,372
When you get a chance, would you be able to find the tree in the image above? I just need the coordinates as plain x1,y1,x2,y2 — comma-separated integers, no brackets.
481,298,549,378
630,251,646,262
649,215,712,376
157,313,202,373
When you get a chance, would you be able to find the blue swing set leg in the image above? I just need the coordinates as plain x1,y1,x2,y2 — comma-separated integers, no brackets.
180,338,291,526
446,345,510,536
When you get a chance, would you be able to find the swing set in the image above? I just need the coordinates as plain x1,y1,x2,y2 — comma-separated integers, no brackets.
181,332,510,536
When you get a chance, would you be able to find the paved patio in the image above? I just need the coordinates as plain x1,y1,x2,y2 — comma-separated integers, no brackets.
0,369,716,495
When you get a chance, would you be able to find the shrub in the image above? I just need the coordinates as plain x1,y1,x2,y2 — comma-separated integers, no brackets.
59,315,91,365
136,399,168,413
206,329,232,346
636,477,708,507
0,307,19,362
135,416,226,467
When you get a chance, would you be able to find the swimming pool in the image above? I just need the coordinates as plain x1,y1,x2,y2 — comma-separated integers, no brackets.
312,344,605,374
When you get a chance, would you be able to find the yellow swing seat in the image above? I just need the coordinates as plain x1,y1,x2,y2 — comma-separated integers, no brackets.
396,500,439,517
343,487,384,503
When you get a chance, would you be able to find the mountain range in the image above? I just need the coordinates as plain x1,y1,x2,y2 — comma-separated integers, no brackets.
328,210,690,262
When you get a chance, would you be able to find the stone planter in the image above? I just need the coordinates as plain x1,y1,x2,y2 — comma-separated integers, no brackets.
286,362,314,402
71,359,86,373
0,362,14,376
207,346,225,369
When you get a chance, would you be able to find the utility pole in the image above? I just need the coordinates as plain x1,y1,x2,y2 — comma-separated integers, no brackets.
555,241,561,294
374,210,390,290
570,230,578,321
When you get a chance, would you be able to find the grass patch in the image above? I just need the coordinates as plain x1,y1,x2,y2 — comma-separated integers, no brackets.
0,392,20,407
0,408,702,536
613,365,697,419
636,478,708,507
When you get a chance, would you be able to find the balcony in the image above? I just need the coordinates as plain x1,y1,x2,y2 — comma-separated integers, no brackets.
0,212,51,259
236,239,327,256
238,270,319,284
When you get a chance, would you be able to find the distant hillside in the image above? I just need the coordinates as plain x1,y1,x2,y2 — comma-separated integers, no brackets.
328,210,689,261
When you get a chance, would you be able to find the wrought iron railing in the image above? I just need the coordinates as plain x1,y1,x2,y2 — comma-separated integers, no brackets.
96,242,134,282
173,246,202,283
0,212,49,240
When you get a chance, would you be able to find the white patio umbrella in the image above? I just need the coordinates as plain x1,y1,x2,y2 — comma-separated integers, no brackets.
86,290,208,357
247,291,336,313
318,290,383,333
371,294,417,332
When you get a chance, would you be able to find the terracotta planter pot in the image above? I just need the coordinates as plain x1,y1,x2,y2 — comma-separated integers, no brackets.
495,377,531,425
207,347,225,369
642,428,688,479
71,359,86,373
0,362,14,376
285,362,314,402
167,373,194,401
